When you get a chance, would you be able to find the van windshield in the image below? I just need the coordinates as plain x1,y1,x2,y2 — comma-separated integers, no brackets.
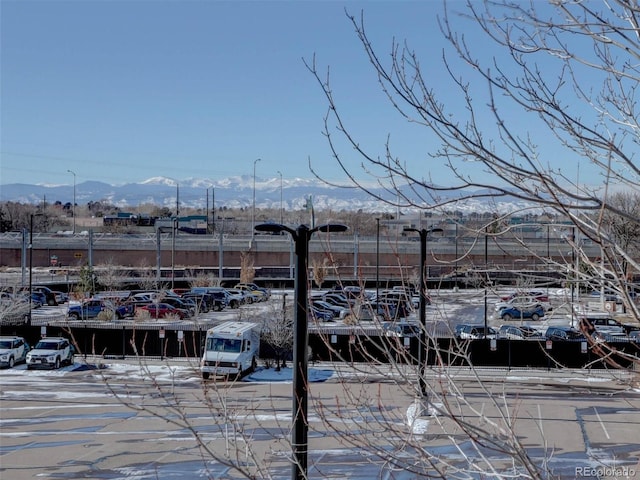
207,337,242,353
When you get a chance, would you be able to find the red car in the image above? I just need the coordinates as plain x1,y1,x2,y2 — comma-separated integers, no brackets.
500,290,549,303
139,303,187,319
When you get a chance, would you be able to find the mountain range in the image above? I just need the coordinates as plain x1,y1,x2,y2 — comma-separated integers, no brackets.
0,176,530,214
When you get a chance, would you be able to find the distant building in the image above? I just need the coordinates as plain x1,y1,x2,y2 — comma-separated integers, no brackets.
155,215,207,234
103,212,156,227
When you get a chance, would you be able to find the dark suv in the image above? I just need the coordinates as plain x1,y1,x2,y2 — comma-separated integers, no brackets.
188,287,228,311
32,286,58,306
545,326,585,341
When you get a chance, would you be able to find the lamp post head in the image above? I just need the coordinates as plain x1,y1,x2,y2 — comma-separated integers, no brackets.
255,222,347,237
315,223,348,234
255,222,294,237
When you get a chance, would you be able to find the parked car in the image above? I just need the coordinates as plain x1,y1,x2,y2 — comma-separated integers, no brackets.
234,283,271,300
392,285,417,296
309,305,334,322
455,323,472,339
139,303,188,319
0,336,30,368
383,322,421,337
29,291,46,308
189,287,229,310
341,286,370,300
500,290,549,302
180,291,215,312
498,325,542,340
578,315,639,336
588,289,622,303
370,301,403,321
495,295,551,313
390,286,421,308
230,286,261,304
127,292,159,306
32,286,59,306
68,299,135,320
234,283,269,302
377,290,421,308
322,292,354,308
26,337,75,370
499,304,545,321
161,296,195,316
544,326,585,341
312,300,347,319
352,302,382,322
458,325,498,340
224,288,247,308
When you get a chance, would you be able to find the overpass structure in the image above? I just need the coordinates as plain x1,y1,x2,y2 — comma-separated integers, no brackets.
0,229,603,289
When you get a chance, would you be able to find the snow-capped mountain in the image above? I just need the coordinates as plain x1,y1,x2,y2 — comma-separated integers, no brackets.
0,176,530,214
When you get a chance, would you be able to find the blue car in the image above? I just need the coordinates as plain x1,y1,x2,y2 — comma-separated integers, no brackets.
500,304,545,321
68,299,134,320
309,306,333,322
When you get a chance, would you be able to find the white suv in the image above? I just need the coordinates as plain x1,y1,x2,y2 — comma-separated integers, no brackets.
26,337,74,370
0,336,30,368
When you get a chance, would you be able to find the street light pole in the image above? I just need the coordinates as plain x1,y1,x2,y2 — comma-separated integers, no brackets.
255,221,347,480
484,225,489,335
277,170,283,225
376,218,380,302
28,212,44,321
28,214,34,320
252,158,261,239
403,226,443,400
67,169,76,234
171,218,177,290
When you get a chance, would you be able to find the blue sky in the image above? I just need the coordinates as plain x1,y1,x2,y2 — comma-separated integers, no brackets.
1,1,589,189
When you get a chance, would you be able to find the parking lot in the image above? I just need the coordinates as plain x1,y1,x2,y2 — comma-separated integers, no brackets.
1,358,640,479
2,287,640,478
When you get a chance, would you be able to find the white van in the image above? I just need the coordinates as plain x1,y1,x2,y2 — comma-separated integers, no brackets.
201,321,261,379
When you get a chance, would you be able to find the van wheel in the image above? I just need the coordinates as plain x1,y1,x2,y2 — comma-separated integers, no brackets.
54,358,61,369
251,357,257,372
202,372,210,380
8,356,14,368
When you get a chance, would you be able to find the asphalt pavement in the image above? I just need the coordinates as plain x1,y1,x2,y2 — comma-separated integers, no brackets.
1,357,639,479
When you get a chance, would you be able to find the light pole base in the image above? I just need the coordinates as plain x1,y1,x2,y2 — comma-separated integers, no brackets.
406,396,431,434
412,395,429,417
